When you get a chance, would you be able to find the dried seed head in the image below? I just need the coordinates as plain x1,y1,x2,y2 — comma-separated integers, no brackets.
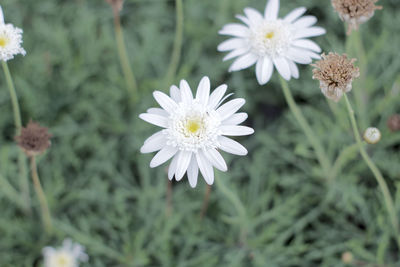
105,0,124,12
331,0,382,35
341,252,354,264
363,127,381,144
312,53,360,102
15,120,52,157
387,114,400,132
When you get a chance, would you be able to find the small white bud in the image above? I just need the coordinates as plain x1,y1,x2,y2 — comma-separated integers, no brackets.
363,127,381,144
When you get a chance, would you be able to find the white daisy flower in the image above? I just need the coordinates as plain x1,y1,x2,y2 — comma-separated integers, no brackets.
218,0,325,85
139,76,254,188
0,6,26,61
42,239,88,267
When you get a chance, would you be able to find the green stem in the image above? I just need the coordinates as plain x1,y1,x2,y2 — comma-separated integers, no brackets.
30,156,52,233
113,7,138,103
344,93,400,248
279,77,331,176
164,0,184,86
2,61,30,214
346,30,369,130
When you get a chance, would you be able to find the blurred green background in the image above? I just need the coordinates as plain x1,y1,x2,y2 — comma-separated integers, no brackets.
1,0,400,266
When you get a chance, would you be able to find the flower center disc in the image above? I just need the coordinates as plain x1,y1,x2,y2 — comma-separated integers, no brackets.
0,36,9,48
186,119,201,134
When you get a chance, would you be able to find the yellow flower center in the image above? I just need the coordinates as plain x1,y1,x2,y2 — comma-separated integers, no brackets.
186,119,201,134
0,36,9,48
265,31,274,39
55,253,72,267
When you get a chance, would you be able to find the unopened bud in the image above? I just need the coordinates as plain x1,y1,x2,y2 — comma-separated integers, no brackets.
363,127,381,144
341,251,353,264
387,114,400,132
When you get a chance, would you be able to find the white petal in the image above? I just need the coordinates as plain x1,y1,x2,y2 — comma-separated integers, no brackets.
219,23,250,37
139,113,168,128
153,91,177,113
223,47,250,61
283,7,306,23
293,16,317,28
236,14,251,26
292,39,321,53
216,98,245,121
175,150,192,181
223,112,248,125
273,57,291,80
187,155,199,188
229,53,258,72
170,85,181,102
294,27,326,39
255,57,274,85
218,136,248,156
244,7,263,25
218,38,246,52
204,148,227,172
196,76,210,105
146,108,168,116
264,0,279,20
286,47,312,64
180,80,193,104
208,84,228,109
287,60,299,79
221,125,254,136
168,154,179,180
150,146,178,168
0,6,4,24
196,151,214,185
141,131,166,153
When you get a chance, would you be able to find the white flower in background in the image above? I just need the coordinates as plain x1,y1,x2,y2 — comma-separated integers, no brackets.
139,77,254,188
0,6,26,61
42,239,88,267
218,0,325,85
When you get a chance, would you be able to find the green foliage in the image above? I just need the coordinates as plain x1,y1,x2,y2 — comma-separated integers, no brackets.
0,0,399,266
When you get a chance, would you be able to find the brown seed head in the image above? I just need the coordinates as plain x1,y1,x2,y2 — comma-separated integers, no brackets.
15,120,52,157
312,53,360,102
105,0,124,12
331,0,382,34
387,114,400,132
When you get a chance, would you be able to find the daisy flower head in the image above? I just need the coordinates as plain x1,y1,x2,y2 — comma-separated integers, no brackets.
139,77,254,188
42,239,88,267
218,0,325,85
0,6,26,61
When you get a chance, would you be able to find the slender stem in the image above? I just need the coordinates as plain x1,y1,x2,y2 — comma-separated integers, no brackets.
30,156,52,233
200,184,211,219
344,93,400,248
112,6,138,102
164,0,184,86
346,31,369,130
279,77,331,176
166,180,173,216
2,61,30,213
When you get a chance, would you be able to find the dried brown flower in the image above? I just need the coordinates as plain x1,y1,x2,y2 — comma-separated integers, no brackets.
105,0,124,12
387,114,400,132
15,120,52,157
312,53,360,102
331,0,382,35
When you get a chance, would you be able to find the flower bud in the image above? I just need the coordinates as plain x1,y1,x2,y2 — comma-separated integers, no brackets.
387,114,400,132
363,127,381,144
